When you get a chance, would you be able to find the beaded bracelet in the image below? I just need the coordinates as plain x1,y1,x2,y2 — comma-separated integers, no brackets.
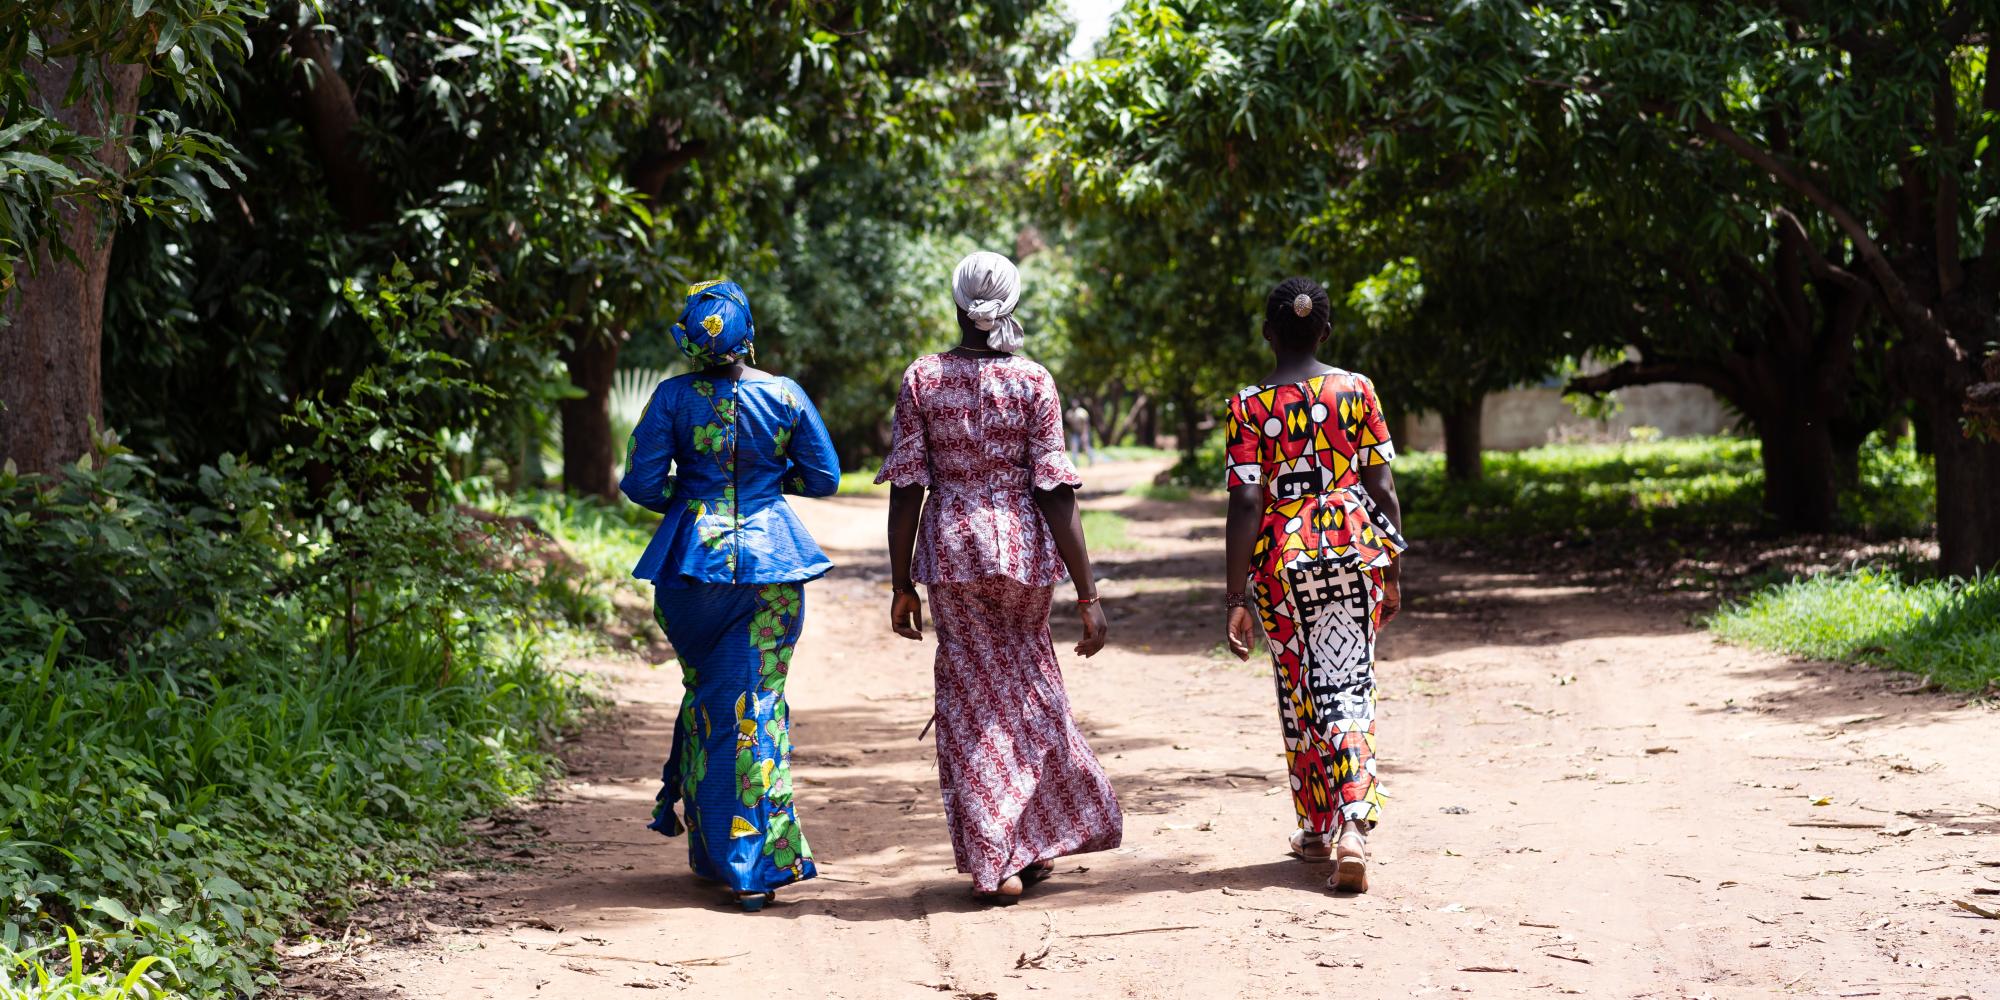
1223,591,1249,609
1076,594,1101,606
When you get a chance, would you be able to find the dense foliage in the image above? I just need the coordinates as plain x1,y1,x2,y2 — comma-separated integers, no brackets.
1041,0,2000,570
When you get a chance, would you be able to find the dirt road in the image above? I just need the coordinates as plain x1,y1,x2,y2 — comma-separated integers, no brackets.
299,461,2000,1000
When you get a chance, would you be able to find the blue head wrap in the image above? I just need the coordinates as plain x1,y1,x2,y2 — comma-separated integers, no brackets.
672,280,755,366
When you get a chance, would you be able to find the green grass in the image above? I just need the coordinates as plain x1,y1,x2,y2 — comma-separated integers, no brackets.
1095,445,1176,463
1168,431,1933,541
0,930,177,999
1124,481,1194,502
1394,435,1933,542
1710,570,2000,692
837,469,889,496
1082,509,1138,551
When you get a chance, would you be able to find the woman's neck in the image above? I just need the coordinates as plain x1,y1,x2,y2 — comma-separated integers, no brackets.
951,331,1006,356
1268,350,1332,383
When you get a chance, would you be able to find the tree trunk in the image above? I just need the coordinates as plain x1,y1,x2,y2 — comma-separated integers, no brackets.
1754,408,1841,532
1922,386,2000,576
1106,391,1150,448
1134,400,1157,447
1441,398,1484,483
1174,392,1200,462
559,335,620,501
0,56,144,474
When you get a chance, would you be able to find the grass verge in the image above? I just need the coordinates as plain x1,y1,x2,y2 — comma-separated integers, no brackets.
1709,570,2000,693
1082,510,1138,551
1168,432,1933,542
1,459,630,997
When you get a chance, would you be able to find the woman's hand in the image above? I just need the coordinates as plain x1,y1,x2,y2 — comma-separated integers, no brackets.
891,588,923,640
1377,577,1402,628
1074,599,1107,657
1226,605,1259,661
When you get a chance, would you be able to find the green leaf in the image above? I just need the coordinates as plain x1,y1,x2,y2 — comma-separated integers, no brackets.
90,896,137,923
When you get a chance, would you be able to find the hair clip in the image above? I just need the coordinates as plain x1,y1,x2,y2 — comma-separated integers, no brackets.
1292,293,1313,317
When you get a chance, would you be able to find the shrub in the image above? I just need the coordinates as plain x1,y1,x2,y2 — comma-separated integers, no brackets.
0,267,604,996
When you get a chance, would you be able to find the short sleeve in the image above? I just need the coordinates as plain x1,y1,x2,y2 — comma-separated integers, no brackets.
1030,371,1083,491
1225,392,1263,487
1355,375,1396,465
874,365,930,487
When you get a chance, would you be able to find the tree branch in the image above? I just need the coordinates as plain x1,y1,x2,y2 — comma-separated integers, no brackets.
1692,116,1952,346
1566,359,1745,405
1772,207,1876,297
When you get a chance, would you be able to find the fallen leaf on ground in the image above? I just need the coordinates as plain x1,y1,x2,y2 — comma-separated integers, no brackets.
1954,899,2000,919
1802,893,1833,901
1460,965,1518,973
1644,746,1677,755
1544,952,1593,965
1518,920,1559,929
1748,939,1772,948
1811,795,1834,806
1747,914,1777,925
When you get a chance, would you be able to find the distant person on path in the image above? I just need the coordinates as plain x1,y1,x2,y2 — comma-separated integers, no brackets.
620,280,842,912
1221,276,1407,894
878,250,1123,905
1065,402,1101,465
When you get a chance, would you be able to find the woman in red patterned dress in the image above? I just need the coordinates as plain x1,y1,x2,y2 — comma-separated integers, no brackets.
1223,277,1408,894
877,251,1123,904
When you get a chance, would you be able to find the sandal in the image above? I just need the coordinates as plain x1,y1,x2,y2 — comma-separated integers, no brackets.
1020,862,1057,885
973,874,1025,906
733,890,776,912
1329,826,1368,894
1289,830,1333,862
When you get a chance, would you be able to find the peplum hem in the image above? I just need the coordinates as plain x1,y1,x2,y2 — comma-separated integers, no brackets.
912,488,1069,587
634,497,834,587
1257,484,1408,580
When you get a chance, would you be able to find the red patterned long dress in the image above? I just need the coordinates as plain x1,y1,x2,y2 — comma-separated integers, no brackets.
1225,370,1408,833
875,353,1125,891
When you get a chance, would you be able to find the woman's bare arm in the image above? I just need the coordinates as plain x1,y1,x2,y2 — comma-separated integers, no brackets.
1032,485,1107,656
888,484,925,638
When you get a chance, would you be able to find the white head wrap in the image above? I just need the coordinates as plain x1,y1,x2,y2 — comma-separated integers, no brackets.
951,251,1025,353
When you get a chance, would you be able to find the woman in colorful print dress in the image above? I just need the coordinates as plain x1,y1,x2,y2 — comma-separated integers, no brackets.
620,280,842,911
1222,276,1408,894
878,251,1124,904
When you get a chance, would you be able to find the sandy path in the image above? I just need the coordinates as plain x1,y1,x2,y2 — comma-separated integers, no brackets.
302,460,2000,1000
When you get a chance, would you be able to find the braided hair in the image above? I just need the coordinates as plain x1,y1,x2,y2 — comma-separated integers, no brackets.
1264,276,1331,350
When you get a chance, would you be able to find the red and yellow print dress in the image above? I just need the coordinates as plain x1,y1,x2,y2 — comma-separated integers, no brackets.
1225,369,1407,831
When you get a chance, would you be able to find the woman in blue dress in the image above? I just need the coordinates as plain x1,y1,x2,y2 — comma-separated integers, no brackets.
619,280,842,911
